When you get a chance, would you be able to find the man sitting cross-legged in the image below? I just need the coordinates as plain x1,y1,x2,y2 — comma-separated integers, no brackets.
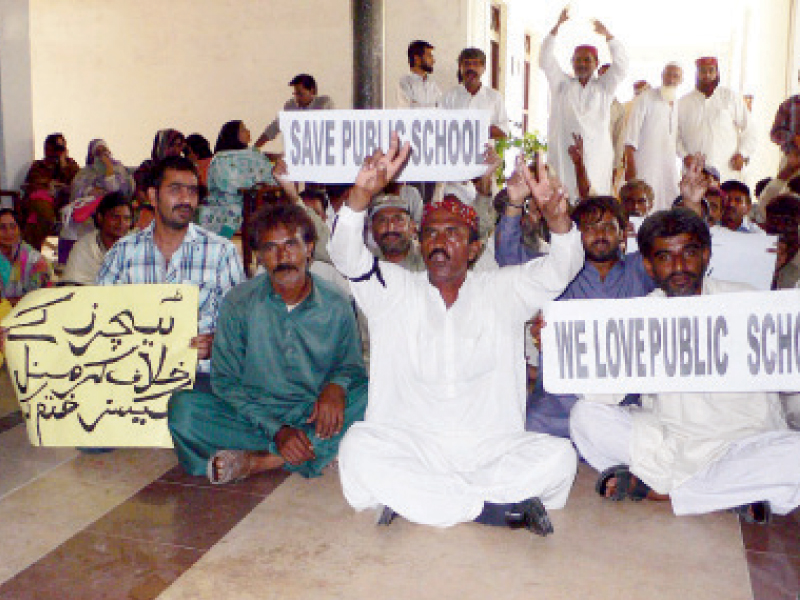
570,208,800,523
329,135,584,536
168,204,368,483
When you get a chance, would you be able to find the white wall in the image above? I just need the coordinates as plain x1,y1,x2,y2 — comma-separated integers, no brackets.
29,0,353,165
384,0,469,109
0,0,35,189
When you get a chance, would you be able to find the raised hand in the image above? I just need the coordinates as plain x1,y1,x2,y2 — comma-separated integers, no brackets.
349,131,411,212
567,133,584,167
592,19,612,40
679,153,708,207
551,6,569,34
522,153,571,234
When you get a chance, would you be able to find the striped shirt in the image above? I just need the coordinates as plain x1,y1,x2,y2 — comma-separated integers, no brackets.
96,222,245,336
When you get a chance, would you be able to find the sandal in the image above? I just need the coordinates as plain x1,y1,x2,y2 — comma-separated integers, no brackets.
207,450,251,485
595,465,652,502
732,501,772,525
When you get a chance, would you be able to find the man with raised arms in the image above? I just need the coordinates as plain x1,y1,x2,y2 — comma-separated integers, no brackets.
328,134,584,536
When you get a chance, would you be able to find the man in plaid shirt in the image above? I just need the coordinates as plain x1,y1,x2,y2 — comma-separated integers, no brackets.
96,155,245,389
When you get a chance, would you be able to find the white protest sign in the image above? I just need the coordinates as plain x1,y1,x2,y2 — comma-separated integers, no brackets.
280,109,490,183
626,225,776,291
542,289,800,394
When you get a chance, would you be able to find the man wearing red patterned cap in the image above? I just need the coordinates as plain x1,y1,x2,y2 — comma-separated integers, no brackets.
539,6,628,201
328,135,584,536
677,57,756,184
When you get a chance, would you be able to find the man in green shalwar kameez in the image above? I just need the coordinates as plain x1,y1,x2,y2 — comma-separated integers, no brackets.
168,203,368,483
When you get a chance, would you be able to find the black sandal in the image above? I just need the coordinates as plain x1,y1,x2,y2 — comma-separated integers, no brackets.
595,465,652,501
732,501,772,525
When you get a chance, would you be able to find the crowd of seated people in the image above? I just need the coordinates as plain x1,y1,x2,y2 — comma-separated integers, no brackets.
2,15,800,540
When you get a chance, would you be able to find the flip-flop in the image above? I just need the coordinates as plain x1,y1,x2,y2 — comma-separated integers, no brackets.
207,450,251,485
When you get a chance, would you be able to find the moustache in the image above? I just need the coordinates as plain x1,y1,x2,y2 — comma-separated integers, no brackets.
379,232,402,242
427,248,450,261
173,204,194,213
465,69,479,78
273,264,298,273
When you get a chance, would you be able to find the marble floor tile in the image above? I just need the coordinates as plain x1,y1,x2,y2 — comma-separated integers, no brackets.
746,550,800,600
157,464,752,600
0,463,161,581
0,531,204,600
86,481,266,550
158,464,289,497
742,511,800,558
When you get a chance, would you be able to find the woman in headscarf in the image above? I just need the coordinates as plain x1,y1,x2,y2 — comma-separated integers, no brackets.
199,120,276,238
60,139,134,264
22,133,80,251
133,129,185,204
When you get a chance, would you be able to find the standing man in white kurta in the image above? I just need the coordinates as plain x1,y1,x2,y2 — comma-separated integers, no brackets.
396,40,442,109
329,138,583,535
440,48,509,140
624,62,684,212
540,7,628,201
677,57,757,184
570,208,800,523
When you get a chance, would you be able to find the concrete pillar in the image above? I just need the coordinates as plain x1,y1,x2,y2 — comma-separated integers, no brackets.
351,0,384,109
0,0,35,190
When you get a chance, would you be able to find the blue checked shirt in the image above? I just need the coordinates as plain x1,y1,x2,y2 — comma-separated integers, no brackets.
96,222,245,338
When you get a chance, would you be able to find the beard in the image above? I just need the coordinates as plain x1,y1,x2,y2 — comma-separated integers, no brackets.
656,268,705,297
696,76,720,96
660,85,678,102
421,62,433,74
585,240,619,263
377,232,411,256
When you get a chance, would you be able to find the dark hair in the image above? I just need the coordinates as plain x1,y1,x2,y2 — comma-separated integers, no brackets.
93,191,133,227
289,74,317,93
44,133,64,151
214,120,247,153
619,179,654,205
719,180,751,202
571,196,627,230
249,203,318,251
185,134,213,160
754,177,772,198
787,176,800,196
766,194,800,217
0,208,21,228
458,47,486,66
149,155,200,190
325,183,351,201
637,208,711,259
408,40,434,68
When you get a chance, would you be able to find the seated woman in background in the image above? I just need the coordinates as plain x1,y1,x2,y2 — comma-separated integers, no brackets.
199,120,276,238
61,191,133,285
184,133,213,187
0,209,52,305
22,133,80,251
133,129,185,207
61,140,134,265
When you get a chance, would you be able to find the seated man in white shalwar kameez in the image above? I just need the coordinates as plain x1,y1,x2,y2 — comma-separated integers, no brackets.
570,208,800,524
328,136,584,536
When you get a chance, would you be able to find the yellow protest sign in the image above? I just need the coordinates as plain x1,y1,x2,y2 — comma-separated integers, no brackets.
3,284,198,447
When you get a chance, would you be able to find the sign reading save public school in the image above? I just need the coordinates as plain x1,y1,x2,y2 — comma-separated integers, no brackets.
280,109,490,183
542,289,800,394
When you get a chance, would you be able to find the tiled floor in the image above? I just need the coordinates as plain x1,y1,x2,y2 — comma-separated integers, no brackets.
0,364,797,599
